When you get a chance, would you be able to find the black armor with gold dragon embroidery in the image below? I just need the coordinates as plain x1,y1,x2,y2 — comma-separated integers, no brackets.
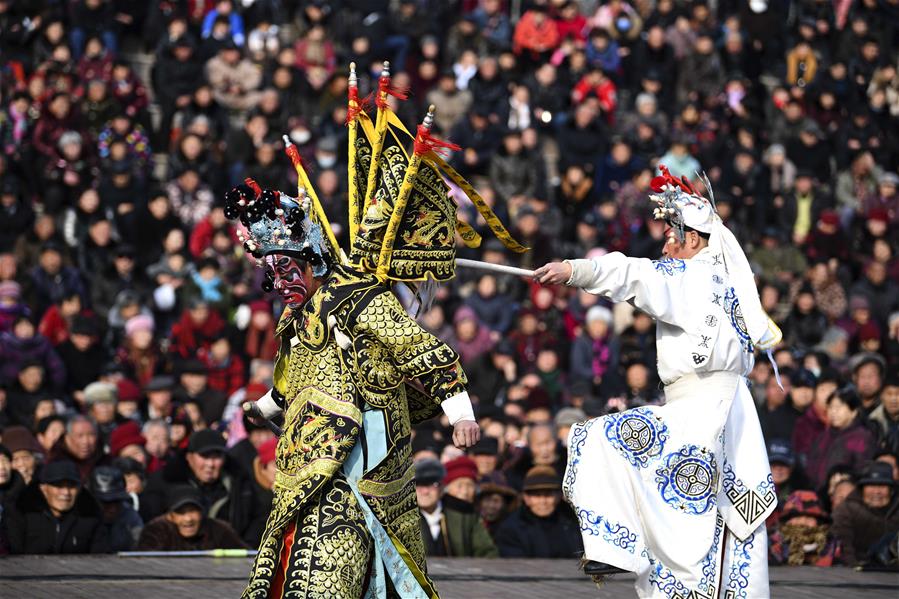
244,264,465,598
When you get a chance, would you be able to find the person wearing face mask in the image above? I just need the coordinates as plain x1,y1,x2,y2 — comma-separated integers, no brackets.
136,484,246,551
6,460,108,554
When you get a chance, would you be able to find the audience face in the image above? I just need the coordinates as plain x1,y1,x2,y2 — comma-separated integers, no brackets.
445,477,477,504
523,490,558,518
528,426,557,466
167,505,203,538
65,419,98,460
881,385,899,419
862,484,892,509
827,397,857,430
478,493,506,522
40,481,80,517
770,462,792,485
853,363,882,400
415,482,441,512
0,452,11,484
11,448,37,484
186,450,225,483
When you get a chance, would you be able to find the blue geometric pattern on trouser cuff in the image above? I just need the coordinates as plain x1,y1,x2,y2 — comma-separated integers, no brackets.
576,508,639,555
563,418,596,496
603,407,669,469
655,444,718,515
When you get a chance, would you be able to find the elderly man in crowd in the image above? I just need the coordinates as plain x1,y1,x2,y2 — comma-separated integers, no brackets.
137,484,247,551
494,465,582,558
415,457,498,558
6,460,108,554
141,429,263,545
49,415,101,483
831,461,899,565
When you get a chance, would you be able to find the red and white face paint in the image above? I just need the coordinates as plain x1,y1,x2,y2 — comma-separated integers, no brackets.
266,254,311,309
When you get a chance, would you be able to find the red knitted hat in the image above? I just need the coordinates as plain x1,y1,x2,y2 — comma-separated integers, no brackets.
442,456,479,486
257,437,277,466
109,421,146,456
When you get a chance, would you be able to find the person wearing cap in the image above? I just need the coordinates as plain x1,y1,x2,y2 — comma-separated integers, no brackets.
248,436,277,508
2,425,44,485
494,465,581,558
536,168,782,592
469,435,501,480
143,375,175,422
831,461,899,565
806,386,876,490
5,460,108,554
140,428,263,546
108,420,148,465
475,475,519,539
90,465,143,552
868,373,899,455
766,439,809,517
137,483,248,551
768,490,840,566
414,458,498,558
569,304,617,389
555,407,587,446
83,380,120,442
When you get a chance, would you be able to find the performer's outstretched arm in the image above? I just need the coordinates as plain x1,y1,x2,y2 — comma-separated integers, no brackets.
536,252,693,326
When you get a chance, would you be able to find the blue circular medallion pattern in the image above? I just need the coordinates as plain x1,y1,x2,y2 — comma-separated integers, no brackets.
604,408,669,469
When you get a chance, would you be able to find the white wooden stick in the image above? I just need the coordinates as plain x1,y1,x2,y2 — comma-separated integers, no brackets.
455,258,535,278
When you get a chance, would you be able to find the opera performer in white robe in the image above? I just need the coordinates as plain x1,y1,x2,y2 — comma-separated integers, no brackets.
535,167,783,599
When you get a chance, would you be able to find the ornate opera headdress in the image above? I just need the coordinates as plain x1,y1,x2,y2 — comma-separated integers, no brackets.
224,179,332,283
649,165,717,244
648,165,783,356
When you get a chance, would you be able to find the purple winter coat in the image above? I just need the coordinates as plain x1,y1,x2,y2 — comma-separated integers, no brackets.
805,418,876,490
0,331,66,391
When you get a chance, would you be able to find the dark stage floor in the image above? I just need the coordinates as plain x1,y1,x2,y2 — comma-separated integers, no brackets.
1,555,897,598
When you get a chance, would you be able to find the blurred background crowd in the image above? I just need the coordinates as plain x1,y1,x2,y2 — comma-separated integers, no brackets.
0,0,897,570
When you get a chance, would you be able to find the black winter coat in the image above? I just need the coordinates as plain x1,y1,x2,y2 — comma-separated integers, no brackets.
494,504,583,558
140,452,265,546
6,483,108,554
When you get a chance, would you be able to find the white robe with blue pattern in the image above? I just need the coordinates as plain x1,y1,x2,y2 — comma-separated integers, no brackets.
562,249,775,599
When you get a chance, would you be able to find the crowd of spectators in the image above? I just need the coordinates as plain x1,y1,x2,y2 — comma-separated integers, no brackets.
0,0,897,569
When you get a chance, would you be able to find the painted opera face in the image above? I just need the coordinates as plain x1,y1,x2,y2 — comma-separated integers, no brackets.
266,254,315,310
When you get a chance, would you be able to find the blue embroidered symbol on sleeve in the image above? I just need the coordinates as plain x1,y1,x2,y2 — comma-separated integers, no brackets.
652,258,687,276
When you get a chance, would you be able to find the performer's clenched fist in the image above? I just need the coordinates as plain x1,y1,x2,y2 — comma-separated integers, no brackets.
534,261,572,286
452,420,481,449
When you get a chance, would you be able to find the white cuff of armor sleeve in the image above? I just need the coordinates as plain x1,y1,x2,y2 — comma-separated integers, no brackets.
441,391,475,425
564,259,597,288
256,388,283,419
